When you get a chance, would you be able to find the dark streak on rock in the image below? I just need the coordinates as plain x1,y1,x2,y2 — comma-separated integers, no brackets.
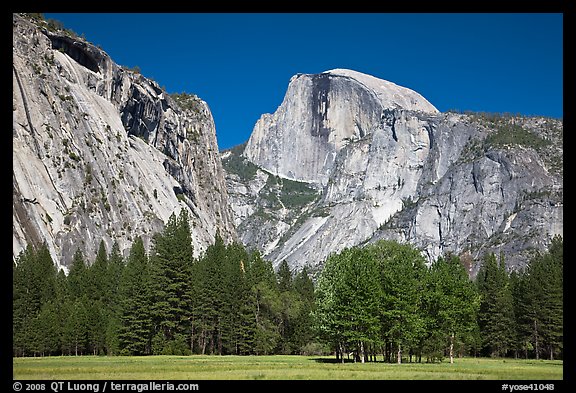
310,74,331,139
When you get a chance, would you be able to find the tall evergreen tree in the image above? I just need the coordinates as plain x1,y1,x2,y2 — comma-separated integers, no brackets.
34,243,58,306
276,260,300,354
517,236,563,360
228,244,256,355
277,260,293,293
13,246,35,356
292,267,316,354
476,252,515,357
191,231,226,354
537,236,563,360
219,242,250,355
67,248,87,300
13,243,58,356
150,210,194,354
34,301,61,356
509,269,529,358
88,240,109,302
118,236,153,355
61,299,89,356
83,240,110,354
105,241,125,355
245,250,281,355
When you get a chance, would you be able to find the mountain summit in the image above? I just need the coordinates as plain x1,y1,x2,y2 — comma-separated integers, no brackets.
243,69,438,186
323,69,439,114
13,13,237,269
224,69,563,276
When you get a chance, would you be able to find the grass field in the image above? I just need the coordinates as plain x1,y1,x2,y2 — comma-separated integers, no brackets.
13,355,563,380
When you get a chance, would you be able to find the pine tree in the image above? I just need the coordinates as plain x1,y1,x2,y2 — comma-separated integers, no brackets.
13,246,34,356
276,260,299,354
83,240,109,355
277,260,292,292
292,267,316,354
227,243,256,355
54,268,70,356
219,242,250,355
509,269,529,358
34,301,61,356
191,231,226,354
105,241,125,355
13,243,58,356
476,252,515,357
107,241,125,308
118,236,153,355
67,248,87,299
61,299,89,356
89,240,109,303
518,236,563,360
149,211,194,354
539,236,563,360
34,243,58,306
245,250,281,355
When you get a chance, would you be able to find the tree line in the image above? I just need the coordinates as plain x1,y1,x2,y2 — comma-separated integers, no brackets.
314,237,562,363
13,210,315,357
13,210,562,362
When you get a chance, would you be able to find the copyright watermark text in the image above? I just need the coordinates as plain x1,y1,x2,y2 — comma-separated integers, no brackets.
13,382,199,393
501,384,555,392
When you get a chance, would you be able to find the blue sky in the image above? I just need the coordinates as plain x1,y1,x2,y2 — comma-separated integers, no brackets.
44,13,563,150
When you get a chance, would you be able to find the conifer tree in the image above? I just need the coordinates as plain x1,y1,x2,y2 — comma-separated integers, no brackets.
13,246,35,356
105,241,125,355
13,243,58,356
509,269,528,358
150,211,194,354
89,240,109,302
276,260,299,354
118,236,153,355
292,267,316,353
61,299,89,355
84,240,109,354
246,250,281,355
34,301,61,356
191,231,226,354
537,236,563,360
476,252,515,357
220,242,250,355
518,236,563,360
67,248,87,300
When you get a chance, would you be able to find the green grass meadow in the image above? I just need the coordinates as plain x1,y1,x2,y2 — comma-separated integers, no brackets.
13,355,563,380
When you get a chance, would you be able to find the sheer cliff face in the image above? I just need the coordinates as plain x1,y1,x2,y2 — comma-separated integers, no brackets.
13,14,236,269
228,69,563,276
244,69,438,186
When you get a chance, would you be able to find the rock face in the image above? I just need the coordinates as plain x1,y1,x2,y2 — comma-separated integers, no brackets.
13,14,237,270
244,69,439,186
227,69,563,276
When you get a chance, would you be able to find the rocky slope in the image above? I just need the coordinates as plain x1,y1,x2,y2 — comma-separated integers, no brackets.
13,13,237,270
225,69,563,276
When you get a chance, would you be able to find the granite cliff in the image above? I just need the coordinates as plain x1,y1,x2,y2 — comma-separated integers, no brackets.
13,13,237,269
224,69,563,276
13,13,562,276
